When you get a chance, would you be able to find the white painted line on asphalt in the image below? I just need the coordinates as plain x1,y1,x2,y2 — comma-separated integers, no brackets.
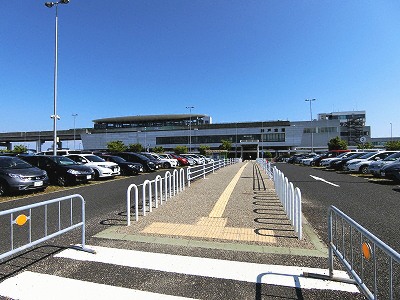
310,175,340,187
0,271,196,300
55,245,358,293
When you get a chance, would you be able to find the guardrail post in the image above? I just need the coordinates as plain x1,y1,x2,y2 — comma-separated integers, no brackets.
127,184,138,225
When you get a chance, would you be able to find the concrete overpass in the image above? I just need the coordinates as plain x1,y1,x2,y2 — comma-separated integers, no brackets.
0,128,91,151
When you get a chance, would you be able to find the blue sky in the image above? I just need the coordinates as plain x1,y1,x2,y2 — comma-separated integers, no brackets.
1,1,400,139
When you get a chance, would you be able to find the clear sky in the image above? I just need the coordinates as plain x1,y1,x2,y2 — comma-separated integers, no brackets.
1,1,400,139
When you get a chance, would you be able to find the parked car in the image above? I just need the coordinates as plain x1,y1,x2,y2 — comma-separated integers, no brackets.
312,150,351,166
21,155,94,186
0,156,49,196
299,153,319,165
344,151,397,174
380,161,400,182
330,152,367,171
65,154,120,179
114,152,157,172
139,152,164,169
168,153,191,166
287,154,304,164
181,154,205,165
151,153,178,168
368,152,400,177
320,152,356,167
97,154,143,176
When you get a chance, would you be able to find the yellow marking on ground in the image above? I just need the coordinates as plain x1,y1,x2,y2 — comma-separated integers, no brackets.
208,163,247,218
140,163,277,244
141,217,276,243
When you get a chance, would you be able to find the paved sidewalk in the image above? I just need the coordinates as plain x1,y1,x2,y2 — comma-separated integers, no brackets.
95,161,327,257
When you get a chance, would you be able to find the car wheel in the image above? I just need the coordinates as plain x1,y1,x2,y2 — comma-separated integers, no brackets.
93,170,100,180
57,175,67,187
360,165,369,174
163,162,171,168
0,181,9,196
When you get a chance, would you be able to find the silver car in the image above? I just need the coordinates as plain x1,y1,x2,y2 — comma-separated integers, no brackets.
0,156,49,196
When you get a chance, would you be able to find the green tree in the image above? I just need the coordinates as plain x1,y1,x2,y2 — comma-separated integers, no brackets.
385,141,400,150
107,140,127,153
174,145,188,154
12,144,28,154
219,139,232,151
153,146,164,153
327,136,348,150
199,145,210,155
264,151,273,158
357,142,374,150
128,143,144,152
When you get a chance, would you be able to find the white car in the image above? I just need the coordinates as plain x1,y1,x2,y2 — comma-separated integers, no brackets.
301,155,319,166
345,151,397,174
152,153,178,168
320,152,355,167
183,154,205,165
65,154,120,179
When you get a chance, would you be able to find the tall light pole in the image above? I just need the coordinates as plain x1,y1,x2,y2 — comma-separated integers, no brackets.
390,122,393,141
186,106,194,152
305,98,316,153
72,113,78,150
45,0,70,155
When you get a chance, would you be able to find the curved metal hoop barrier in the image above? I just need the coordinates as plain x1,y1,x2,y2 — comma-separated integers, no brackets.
126,159,240,225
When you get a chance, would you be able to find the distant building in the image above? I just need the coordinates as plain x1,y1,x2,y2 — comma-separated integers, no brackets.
80,111,371,159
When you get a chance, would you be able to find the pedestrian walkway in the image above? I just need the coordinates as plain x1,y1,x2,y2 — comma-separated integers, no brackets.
0,161,363,299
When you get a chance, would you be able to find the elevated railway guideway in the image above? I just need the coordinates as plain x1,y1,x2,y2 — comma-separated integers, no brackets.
0,128,90,150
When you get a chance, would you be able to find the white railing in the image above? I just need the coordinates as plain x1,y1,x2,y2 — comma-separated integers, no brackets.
126,168,185,225
0,194,95,261
272,167,302,240
187,158,240,187
256,158,274,180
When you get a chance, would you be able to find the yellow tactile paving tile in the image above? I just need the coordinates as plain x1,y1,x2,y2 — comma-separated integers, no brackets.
139,163,280,244
140,221,277,243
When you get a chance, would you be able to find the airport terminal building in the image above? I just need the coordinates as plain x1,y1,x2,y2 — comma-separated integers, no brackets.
81,111,371,159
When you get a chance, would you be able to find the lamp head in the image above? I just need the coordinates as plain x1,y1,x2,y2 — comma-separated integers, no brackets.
59,0,70,4
45,2,55,8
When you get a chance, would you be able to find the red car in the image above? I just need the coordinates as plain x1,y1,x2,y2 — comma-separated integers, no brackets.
168,153,189,166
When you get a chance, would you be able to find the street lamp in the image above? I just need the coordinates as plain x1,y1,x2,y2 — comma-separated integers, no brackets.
186,106,194,152
45,0,70,155
305,98,316,153
390,123,393,141
72,113,78,150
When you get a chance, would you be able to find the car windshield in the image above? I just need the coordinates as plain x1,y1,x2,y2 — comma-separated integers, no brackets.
359,152,377,159
50,156,78,166
347,153,365,159
383,152,400,161
107,156,126,163
84,155,105,162
0,157,33,169
134,153,150,161
336,152,350,158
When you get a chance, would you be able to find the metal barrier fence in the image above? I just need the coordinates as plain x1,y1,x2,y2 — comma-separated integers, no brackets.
305,206,400,299
126,168,185,225
0,194,94,261
187,158,240,187
272,167,302,240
